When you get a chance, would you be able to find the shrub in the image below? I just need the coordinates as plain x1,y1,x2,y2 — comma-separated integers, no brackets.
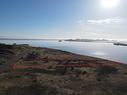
96,66,118,82
25,51,40,60
0,58,7,65
96,66,118,76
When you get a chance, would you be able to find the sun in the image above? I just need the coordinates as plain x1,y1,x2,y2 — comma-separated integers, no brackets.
100,0,120,9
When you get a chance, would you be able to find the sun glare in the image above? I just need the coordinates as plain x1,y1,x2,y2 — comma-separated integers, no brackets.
100,0,120,9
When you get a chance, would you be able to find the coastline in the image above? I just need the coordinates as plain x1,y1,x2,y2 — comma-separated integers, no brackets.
0,43,127,95
1,39,127,64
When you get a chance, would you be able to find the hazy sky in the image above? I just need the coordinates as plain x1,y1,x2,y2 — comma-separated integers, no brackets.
0,0,127,40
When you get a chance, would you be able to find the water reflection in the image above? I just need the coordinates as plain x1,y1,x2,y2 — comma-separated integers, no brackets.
92,51,106,56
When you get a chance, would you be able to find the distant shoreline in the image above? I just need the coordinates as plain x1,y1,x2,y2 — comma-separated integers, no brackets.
65,39,116,43
114,42,127,46
0,38,59,40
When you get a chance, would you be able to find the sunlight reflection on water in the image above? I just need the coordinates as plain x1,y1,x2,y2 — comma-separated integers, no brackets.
92,51,106,56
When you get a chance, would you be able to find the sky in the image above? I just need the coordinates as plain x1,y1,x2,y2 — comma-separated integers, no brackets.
0,0,127,40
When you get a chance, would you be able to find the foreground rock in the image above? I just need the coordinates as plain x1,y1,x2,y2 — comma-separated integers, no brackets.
0,43,127,95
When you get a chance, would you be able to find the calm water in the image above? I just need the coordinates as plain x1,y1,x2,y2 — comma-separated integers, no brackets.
0,40,127,64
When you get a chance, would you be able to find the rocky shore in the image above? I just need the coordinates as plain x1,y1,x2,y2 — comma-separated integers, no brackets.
0,43,127,95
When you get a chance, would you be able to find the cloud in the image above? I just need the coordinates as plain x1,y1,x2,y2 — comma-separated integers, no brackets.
87,18,123,24
75,17,127,39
